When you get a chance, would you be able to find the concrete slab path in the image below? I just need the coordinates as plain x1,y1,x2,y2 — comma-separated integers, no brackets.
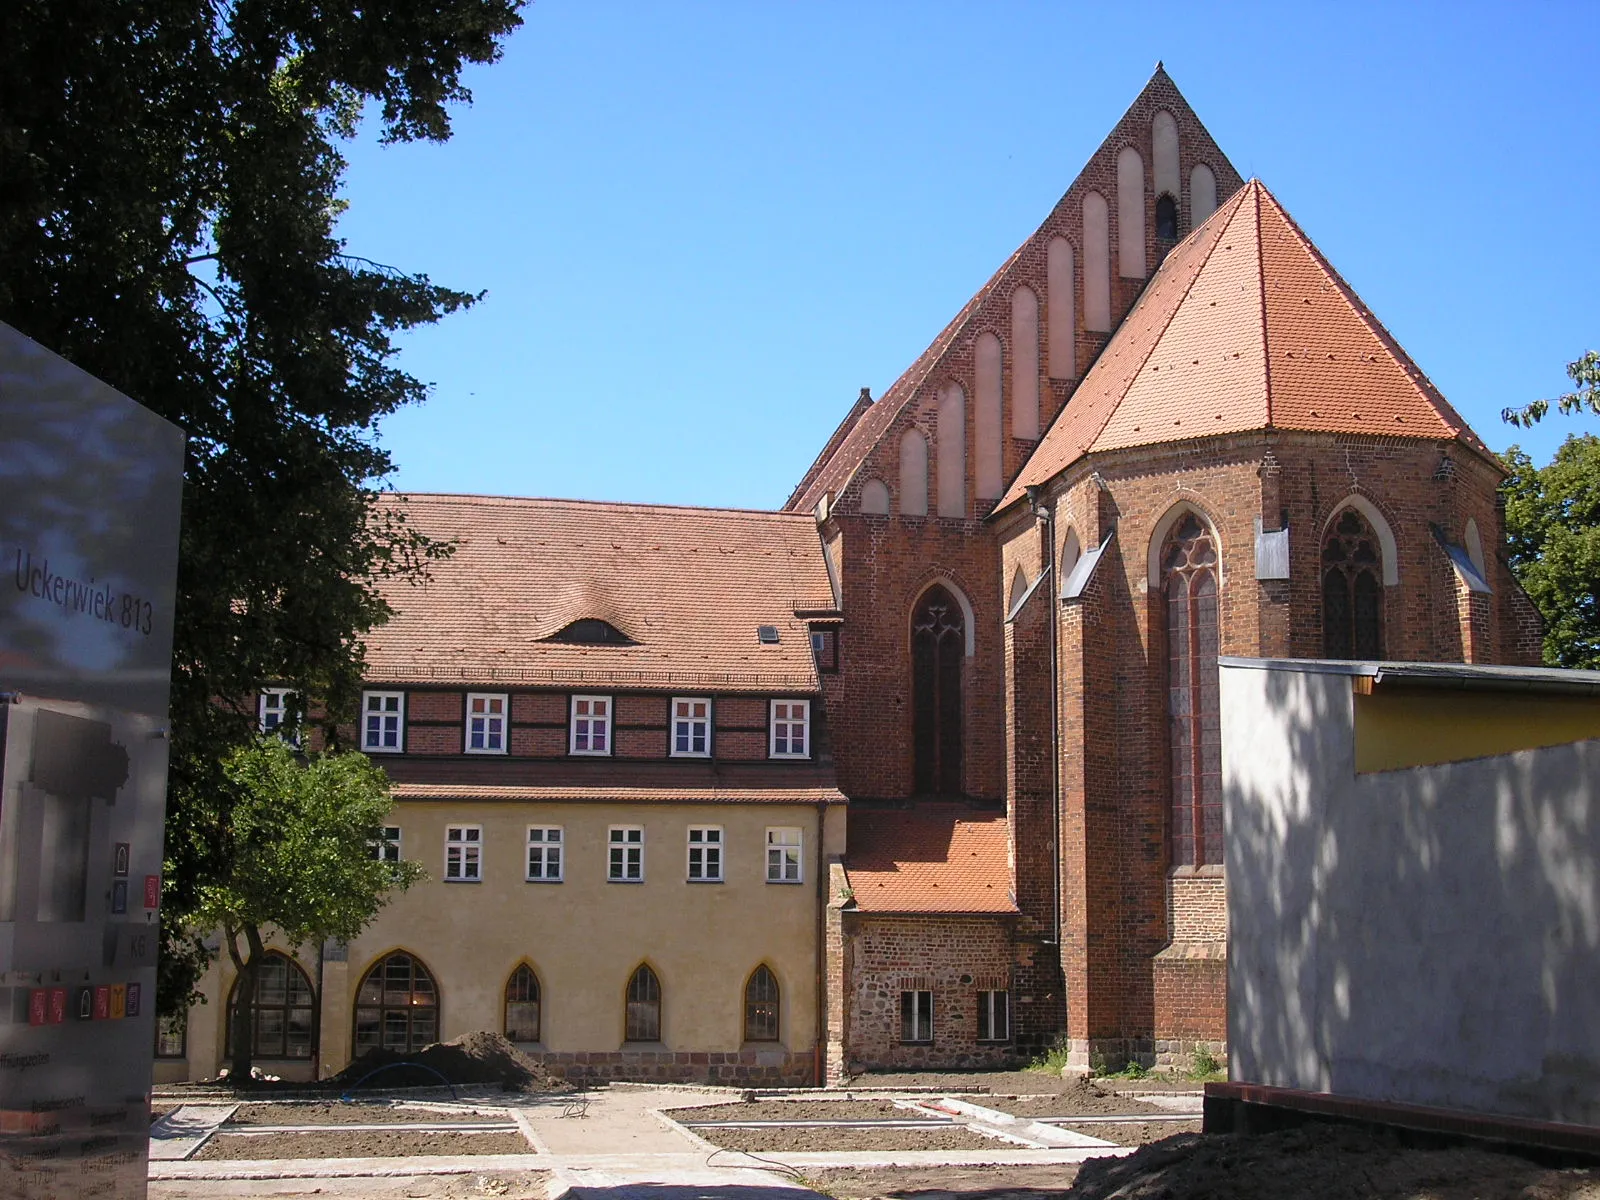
150,1105,240,1160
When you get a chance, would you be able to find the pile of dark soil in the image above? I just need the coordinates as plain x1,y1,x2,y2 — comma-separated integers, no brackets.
330,1031,570,1093
1067,1123,1600,1200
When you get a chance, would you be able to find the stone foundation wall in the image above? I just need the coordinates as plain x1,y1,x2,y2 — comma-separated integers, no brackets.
844,912,1022,1071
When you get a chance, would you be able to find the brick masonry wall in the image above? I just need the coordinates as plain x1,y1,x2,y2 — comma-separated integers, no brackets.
995,430,1536,1065
825,511,1006,801
1168,871,1227,942
843,913,1022,1071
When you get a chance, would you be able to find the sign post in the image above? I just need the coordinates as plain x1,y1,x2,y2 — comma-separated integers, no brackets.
0,322,185,1199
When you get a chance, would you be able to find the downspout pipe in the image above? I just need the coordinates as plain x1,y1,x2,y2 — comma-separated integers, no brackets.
814,799,828,1086
1026,485,1062,947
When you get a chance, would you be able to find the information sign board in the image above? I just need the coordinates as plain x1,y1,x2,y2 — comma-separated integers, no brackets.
0,321,184,1200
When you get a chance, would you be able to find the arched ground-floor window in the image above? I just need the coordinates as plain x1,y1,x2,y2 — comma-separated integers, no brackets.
744,965,779,1041
354,951,438,1055
625,964,661,1042
505,964,541,1042
226,951,315,1060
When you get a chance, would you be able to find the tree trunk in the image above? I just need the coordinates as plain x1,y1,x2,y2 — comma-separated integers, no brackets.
226,923,267,1083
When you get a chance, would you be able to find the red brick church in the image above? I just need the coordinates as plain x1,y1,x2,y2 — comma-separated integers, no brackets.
185,65,1543,1087
795,66,1541,1077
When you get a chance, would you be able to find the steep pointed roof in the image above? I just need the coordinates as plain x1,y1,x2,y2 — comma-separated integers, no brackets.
998,181,1489,509
785,65,1241,515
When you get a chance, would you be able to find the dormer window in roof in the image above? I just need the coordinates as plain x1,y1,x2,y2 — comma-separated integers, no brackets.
547,618,632,645
757,625,780,645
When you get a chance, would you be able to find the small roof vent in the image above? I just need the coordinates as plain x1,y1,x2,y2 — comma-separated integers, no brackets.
757,625,780,645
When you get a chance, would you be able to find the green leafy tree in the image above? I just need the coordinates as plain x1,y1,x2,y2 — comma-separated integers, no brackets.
1504,351,1600,427
1501,437,1600,669
0,1,522,1011
196,738,423,1081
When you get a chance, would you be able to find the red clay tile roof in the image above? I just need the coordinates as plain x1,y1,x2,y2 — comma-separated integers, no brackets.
366,495,837,692
844,807,1017,914
1000,181,1490,509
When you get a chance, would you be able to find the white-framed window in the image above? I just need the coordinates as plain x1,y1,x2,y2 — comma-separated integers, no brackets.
900,990,933,1043
571,695,612,756
671,697,711,757
445,825,482,881
527,826,563,882
608,825,644,882
259,688,299,743
362,691,405,753
465,692,508,754
770,700,809,758
977,990,1010,1042
369,825,401,863
686,826,723,882
766,827,802,883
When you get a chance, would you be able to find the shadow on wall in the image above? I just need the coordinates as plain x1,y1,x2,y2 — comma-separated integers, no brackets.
1224,664,1600,1126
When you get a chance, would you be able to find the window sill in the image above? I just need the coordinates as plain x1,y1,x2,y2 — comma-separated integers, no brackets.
464,749,508,756
524,877,564,884
443,878,483,884
569,749,613,758
768,753,811,761
686,878,724,885
607,878,645,884
899,1040,934,1046
765,879,804,886
1169,864,1226,879
669,752,712,760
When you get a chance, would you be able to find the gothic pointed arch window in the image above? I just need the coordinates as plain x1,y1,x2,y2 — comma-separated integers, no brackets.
912,584,965,797
1322,508,1385,659
625,964,661,1042
1163,512,1221,867
354,951,438,1054
744,965,779,1042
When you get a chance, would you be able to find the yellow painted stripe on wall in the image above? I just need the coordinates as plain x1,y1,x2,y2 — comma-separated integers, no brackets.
1354,690,1600,773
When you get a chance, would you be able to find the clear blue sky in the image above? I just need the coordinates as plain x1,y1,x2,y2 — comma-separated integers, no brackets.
337,0,1599,509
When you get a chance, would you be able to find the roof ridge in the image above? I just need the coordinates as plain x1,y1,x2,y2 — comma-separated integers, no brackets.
1254,185,1491,460
1253,181,1273,429
785,388,877,511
